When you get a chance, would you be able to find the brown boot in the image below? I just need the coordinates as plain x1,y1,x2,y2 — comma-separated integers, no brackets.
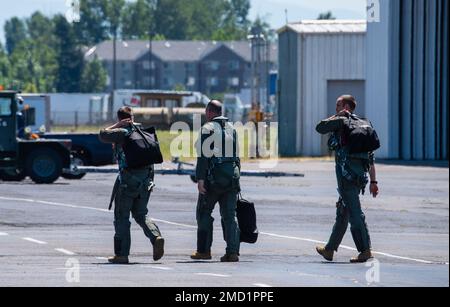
191,251,212,260
350,250,373,263
153,237,165,261
108,256,129,265
220,254,239,263
316,246,334,262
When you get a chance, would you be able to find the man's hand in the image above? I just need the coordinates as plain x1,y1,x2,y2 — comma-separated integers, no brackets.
115,118,133,129
198,180,207,195
370,183,379,198
337,110,351,117
107,118,132,130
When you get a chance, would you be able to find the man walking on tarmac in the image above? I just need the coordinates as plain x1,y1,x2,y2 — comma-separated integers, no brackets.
191,100,242,262
100,107,164,264
315,95,380,263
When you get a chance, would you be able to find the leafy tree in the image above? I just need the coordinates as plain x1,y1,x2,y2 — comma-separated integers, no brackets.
154,0,191,40
122,0,154,40
27,12,55,43
317,11,336,20
9,38,58,93
0,43,10,89
250,16,275,42
229,0,251,26
212,0,251,40
185,0,227,40
81,56,107,92
4,17,27,54
54,15,84,92
75,0,109,45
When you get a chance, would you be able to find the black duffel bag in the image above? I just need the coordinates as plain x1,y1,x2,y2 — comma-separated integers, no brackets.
344,115,381,154
122,125,164,168
236,194,259,244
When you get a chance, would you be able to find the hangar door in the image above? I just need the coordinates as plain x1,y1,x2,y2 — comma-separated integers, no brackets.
327,80,366,117
322,80,366,155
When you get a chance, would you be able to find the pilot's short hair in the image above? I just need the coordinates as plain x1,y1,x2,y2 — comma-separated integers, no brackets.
207,100,223,115
117,106,133,120
339,95,357,111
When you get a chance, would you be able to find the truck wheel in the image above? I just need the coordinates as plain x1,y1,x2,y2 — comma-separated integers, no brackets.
62,155,87,180
26,148,62,184
0,169,27,182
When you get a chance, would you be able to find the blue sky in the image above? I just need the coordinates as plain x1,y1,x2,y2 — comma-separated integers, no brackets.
0,0,367,44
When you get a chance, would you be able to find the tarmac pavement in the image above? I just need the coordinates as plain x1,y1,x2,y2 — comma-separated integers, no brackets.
0,160,448,287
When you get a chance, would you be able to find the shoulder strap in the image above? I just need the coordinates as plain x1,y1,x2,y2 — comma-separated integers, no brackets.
132,124,153,148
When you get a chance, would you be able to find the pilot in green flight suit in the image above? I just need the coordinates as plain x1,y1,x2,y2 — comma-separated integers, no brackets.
191,100,241,263
315,95,380,263
99,106,165,264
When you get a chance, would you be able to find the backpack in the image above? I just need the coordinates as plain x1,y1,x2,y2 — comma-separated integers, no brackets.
344,115,381,154
236,194,259,244
122,125,164,168
207,119,240,190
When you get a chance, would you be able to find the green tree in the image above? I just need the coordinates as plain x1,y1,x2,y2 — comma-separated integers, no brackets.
54,15,84,92
122,0,154,40
212,0,251,40
317,11,336,20
8,38,58,93
75,0,109,45
249,16,275,42
229,0,251,26
27,12,55,43
81,56,107,92
186,0,227,40
4,17,27,54
154,0,191,40
0,43,10,89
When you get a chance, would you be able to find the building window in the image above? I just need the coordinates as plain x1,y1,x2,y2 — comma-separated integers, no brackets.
229,60,240,71
205,61,220,71
185,62,195,71
164,62,172,70
207,77,219,87
143,76,155,86
0,98,12,116
228,77,240,87
144,99,161,108
142,61,155,70
163,77,173,87
186,77,196,87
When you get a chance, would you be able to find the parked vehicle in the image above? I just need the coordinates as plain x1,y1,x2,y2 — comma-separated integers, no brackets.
223,94,245,122
0,91,72,184
18,94,114,180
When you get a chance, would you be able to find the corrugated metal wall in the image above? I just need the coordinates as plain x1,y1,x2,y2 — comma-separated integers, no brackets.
366,0,448,160
366,1,391,159
279,30,366,156
278,31,299,156
300,33,366,156
389,0,448,160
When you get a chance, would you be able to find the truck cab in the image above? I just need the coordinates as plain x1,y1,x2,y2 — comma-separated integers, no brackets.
0,91,72,184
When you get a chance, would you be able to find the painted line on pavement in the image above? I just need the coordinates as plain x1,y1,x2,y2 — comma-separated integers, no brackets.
95,257,109,261
0,196,445,265
55,248,76,256
22,237,48,245
0,232,9,236
145,266,174,271
195,273,231,278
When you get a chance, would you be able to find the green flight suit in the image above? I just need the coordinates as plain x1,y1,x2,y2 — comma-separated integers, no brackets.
195,117,241,255
316,115,373,253
100,127,162,257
